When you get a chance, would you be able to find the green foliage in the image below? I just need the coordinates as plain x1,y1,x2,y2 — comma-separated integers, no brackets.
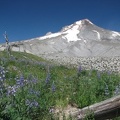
0,51,120,119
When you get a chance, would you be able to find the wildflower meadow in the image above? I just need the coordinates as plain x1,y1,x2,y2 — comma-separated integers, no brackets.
0,51,120,120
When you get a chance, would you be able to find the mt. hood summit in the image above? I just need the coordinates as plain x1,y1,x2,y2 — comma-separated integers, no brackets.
1,19,120,58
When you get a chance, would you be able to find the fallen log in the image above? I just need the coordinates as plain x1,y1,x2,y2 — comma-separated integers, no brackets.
71,95,120,120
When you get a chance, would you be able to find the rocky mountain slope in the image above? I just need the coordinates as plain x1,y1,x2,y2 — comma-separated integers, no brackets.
1,19,120,59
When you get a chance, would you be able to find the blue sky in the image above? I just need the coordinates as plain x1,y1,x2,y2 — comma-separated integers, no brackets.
0,0,120,43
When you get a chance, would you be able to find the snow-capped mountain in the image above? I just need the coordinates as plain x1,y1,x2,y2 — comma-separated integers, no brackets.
1,19,120,58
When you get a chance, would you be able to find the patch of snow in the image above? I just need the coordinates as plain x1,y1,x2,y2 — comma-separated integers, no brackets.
112,31,120,37
38,32,61,40
30,44,33,46
75,20,83,29
76,19,93,25
93,30,101,39
63,25,81,42
76,20,82,25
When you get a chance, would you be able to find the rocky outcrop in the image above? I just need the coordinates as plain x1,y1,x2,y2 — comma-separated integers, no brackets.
44,56,120,72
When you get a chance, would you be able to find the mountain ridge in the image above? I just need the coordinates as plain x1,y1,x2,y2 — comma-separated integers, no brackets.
1,19,120,58
37,19,119,38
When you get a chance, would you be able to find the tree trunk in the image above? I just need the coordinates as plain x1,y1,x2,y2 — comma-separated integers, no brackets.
71,95,120,120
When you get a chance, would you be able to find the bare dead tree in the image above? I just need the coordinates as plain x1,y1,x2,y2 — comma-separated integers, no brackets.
3,31,11,56
69,95,120,120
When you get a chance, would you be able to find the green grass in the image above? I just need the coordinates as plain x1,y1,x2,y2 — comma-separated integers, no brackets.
0,51,120,120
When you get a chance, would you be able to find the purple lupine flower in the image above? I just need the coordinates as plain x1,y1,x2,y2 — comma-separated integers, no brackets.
0,76,2,81
0,67,6,96
34,91,40,96
0,66,6,81
78,65,82,73
29,89,40,97
7,85,17,96
16,75,24,87
25,99,39,108
32,100,39,107
51,82,56,92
